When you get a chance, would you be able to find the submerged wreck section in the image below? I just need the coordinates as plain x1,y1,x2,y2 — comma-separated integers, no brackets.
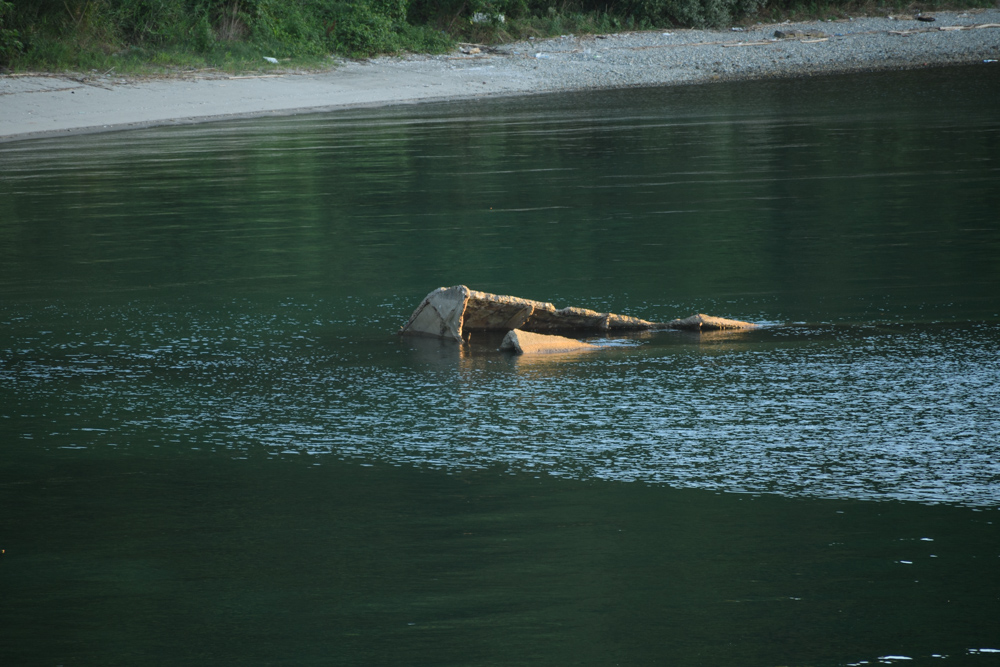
399,285,757,342
499,329,598,355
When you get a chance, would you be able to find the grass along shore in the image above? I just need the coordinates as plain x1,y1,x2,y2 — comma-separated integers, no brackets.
1,0,997,76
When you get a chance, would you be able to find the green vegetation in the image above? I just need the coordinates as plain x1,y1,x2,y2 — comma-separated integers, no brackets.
0,0,993,73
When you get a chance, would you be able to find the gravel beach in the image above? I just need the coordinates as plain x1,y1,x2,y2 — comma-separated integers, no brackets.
2,9,998,141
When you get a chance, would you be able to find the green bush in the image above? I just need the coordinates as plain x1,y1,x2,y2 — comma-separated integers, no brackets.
111,0,185,44
323,0,453,57
327,1,399,56
409,0,529,28
0,0,23,67
611,0,764,27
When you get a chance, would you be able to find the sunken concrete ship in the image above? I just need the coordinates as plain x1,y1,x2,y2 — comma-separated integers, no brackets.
400,286,757,352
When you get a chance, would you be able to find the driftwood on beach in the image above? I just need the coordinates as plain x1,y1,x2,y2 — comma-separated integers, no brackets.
399,285,757,343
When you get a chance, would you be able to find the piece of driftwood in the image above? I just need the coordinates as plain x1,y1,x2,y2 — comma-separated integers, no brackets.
773,29,829,39
399,285,757,342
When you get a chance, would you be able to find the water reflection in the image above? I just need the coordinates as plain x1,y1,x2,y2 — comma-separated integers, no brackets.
2,66,1000,667
2,69,999,323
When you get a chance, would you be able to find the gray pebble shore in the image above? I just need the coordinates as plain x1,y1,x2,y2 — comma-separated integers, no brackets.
371,8,1000,92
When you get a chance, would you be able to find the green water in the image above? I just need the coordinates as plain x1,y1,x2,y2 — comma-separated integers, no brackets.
1,66,999,665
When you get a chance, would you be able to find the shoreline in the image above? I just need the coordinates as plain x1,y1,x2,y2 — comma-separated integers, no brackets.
2,9,998,143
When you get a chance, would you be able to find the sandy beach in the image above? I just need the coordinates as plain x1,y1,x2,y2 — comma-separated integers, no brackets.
2,9,998,142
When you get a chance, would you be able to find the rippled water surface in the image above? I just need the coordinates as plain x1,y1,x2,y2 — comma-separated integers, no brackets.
2,66,999,666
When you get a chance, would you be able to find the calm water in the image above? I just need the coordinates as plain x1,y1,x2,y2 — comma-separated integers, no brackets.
2,66,999,665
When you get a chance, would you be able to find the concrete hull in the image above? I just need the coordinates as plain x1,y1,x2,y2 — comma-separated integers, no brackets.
399,286,758,342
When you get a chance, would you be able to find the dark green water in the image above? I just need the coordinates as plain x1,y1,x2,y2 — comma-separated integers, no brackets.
2,66,999,665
